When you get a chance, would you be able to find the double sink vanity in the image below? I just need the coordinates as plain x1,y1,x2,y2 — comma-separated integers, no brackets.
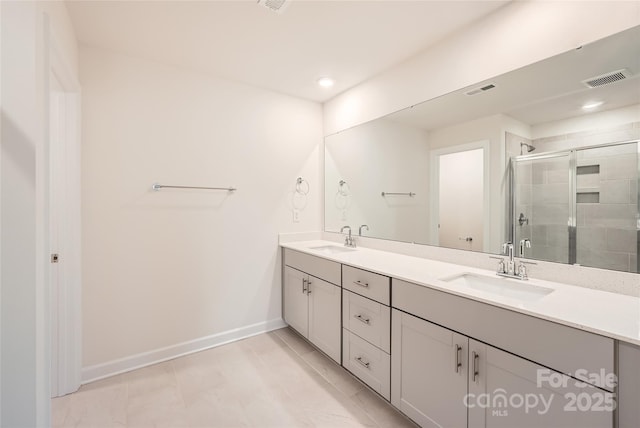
280,239,640,428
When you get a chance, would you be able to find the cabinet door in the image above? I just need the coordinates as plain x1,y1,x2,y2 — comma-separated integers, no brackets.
283,266,308,337
468,339,613,428
391,309,468,428
618,341,640,428
308,276,341,363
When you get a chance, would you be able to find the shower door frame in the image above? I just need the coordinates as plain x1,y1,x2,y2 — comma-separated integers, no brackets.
509,139,639,272
510,150,575,264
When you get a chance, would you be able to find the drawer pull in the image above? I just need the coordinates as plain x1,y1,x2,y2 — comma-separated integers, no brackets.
302,278,307,294
354,314,371,325
306,280,312,295
454,344,462,373
354,280,369,288
472,351,479,382
355,356,370,369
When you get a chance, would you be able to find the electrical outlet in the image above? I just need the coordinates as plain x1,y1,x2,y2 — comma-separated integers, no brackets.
293,209,300,223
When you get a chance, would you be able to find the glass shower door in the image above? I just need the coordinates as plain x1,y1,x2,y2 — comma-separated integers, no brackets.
512,152,573,264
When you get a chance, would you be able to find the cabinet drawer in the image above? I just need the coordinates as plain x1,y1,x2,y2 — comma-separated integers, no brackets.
343,290,390,353
283,248,341,286
343,329,391,401
393,278,615,391
343,265,390,305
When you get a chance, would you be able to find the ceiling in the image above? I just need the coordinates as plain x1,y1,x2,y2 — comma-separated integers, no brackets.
387,25,640,131
65,0,509,103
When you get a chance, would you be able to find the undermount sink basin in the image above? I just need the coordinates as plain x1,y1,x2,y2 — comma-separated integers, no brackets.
308,245,356,255
442,273,554,302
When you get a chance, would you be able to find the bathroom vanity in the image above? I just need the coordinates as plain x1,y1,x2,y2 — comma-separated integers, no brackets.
281,241,640,428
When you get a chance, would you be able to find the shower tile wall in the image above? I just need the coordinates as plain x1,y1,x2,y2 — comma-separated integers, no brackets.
575,143,638,272
533,124,639,273
515,157,570,264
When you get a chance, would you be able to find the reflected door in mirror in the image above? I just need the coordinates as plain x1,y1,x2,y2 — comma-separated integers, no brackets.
436,147,485,251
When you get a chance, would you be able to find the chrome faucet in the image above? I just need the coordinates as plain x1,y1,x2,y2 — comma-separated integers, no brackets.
359,224,369,236
340,225,355,248
492,241,536,280
502,242,516,275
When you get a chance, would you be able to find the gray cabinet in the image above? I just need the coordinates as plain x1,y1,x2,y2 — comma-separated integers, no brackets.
283,266,309,336
392,309,614,428
391,309,467,427
468,339,613,428
283,249,341,363
307,274,342,362
342,265,392,399
393,278,614,391
618,341,640,428
283,265,341,362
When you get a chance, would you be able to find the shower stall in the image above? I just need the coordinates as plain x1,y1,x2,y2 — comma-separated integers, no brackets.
510,140,639,273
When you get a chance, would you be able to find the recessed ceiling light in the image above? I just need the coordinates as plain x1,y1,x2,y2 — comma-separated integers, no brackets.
582,101,603,110
317,77,334,88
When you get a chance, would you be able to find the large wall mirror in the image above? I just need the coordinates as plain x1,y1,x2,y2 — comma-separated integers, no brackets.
325,25,640,274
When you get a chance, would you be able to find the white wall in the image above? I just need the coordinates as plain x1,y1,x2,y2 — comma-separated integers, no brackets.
1,0,78,425
532,104,640,141
324,1,640,135
80,47,322,374
325,117,429,244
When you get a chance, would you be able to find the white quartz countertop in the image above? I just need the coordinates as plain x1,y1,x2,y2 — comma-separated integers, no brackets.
281,240,640,346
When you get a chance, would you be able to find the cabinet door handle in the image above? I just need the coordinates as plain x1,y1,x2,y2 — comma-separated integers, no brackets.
302,278,307,294
354,314,370,325
353,280,369,288
306,280,312,295
454,344,462,373
355,356,370,369
472,351,479,382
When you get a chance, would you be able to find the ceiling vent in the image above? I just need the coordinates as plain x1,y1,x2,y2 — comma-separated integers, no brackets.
582,69,632,88
257,0,290,14
465,83,496,96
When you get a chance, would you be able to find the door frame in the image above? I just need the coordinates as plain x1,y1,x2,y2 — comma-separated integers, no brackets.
429,140,490,252
48,24,82,397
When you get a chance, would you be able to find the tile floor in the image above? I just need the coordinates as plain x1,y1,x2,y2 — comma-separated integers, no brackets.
52,327,417,427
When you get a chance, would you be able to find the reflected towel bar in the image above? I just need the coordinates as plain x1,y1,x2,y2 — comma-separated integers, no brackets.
152,183,236,192
381,192,415,197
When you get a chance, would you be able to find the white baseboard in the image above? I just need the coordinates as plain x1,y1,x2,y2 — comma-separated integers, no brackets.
81,318,287,384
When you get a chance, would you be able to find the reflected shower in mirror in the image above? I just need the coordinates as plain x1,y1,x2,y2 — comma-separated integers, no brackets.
324,25,640,274
511,140,638,273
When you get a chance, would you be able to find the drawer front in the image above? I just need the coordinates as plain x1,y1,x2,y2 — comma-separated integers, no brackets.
342,329,391,401
343,290,391,353
393,278,615,391
283,248,341,286
343,265,390,305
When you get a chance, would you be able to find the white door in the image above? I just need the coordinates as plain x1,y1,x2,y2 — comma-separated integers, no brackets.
438,148,485,251
283,266,309,337
468,339,613,428
50,74,64,398
307,277,341,363
391,310,468,428
49,70,81,397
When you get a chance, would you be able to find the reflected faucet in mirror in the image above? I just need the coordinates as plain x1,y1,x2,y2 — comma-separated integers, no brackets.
359,224,369,236
519,239,531,257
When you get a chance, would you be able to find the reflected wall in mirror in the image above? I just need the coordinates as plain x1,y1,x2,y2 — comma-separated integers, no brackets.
325,25,640,273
